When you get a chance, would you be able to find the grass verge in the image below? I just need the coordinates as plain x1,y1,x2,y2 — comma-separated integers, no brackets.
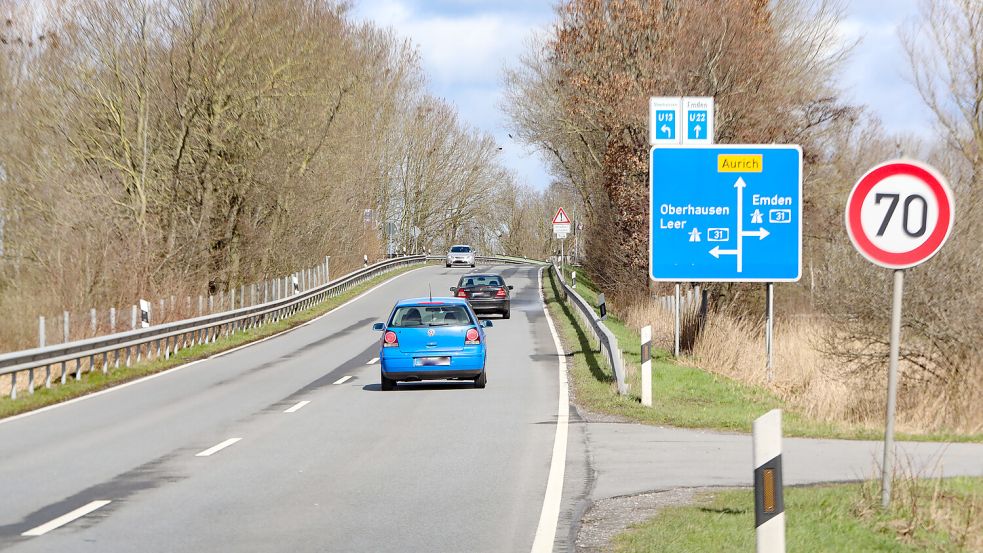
613,477,983,552
545,266,981,441
0,264,423,419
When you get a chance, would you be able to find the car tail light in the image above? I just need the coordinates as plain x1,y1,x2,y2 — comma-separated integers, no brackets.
465,328,480,345
456,289,469,298
495,288,507,298
383,331,398,347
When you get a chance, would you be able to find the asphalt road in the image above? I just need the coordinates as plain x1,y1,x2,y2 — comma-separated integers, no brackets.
5,261,982,553
584,422,983,500
0,263,569,553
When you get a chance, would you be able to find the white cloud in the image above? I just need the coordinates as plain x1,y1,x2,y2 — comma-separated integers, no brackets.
837,2,934,138
352,0,554,188
352,0,941,190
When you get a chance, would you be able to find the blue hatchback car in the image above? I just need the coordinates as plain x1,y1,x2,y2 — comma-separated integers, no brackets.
373,297,492,390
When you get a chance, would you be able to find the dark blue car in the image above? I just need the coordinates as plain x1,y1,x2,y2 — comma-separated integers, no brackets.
372,297,492,390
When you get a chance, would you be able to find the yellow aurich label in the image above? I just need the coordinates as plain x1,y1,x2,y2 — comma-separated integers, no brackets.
717,154,763,172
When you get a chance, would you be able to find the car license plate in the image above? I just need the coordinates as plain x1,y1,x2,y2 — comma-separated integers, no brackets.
472,292,487,298
414,356,451,367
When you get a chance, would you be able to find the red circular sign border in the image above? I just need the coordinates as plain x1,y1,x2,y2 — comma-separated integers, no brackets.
846,160,953,269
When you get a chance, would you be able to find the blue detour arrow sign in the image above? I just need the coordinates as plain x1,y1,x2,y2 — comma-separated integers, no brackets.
649,145,802,282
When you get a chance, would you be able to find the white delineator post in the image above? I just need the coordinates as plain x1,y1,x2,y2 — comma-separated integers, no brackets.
753,409,785,553
641,325,653,407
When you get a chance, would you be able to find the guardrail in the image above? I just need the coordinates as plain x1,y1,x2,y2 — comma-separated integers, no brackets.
1,255,426,400
424,255,546,265
548,263,627,396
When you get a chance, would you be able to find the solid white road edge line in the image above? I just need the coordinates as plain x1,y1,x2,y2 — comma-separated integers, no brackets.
284,400,311,413
366,358,379,365
0,266,429,427
530,266,570,553
21,500,112,537
195,437,242,457
333,375,353,385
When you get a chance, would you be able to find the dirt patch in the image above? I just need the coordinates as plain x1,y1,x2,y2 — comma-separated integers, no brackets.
575,487,711,552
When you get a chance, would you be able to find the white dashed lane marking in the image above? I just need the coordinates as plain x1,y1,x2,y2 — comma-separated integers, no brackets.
284,400,311,413
195,438,242,457
21,500,112,536
333,376,353,385
366,358,379,365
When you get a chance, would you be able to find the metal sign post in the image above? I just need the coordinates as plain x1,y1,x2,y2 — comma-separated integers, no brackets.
882,269,904,507
673,284,681,357
641,325,653,407
553,207,572,282
560,236,565,283
765,282,774,381
844,159,954,508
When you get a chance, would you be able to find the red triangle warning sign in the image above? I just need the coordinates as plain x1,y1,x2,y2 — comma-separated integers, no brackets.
552,208,571,225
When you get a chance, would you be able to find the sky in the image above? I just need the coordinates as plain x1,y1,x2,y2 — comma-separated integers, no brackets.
352,0,933,190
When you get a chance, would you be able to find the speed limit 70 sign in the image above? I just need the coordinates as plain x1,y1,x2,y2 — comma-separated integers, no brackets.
846,159,955,508
846,160,954,269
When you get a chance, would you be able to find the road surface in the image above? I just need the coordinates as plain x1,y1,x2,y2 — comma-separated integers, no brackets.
3,261,981,553
0,263,570,553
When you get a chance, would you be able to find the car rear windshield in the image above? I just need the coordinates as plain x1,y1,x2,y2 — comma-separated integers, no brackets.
459,275,504,287
389,305,474,327
450,246,471,253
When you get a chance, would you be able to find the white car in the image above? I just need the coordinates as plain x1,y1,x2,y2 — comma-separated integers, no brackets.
446,245,476,268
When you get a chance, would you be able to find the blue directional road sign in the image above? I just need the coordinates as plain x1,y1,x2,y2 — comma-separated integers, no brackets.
649,145,802,282
687,110,707,141
654,110,676,140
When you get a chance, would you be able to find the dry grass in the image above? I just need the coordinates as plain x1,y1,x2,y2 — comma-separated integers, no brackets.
0,253,377,354
856,459,983,551
622,296,983,436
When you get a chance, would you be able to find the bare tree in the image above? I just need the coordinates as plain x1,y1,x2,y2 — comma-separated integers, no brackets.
505,0,855,295
0,0,517,351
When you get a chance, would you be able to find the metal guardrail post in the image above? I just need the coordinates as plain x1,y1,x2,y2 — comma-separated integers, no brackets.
546,263,627,396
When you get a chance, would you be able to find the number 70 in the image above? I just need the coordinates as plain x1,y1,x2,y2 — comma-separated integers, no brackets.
875,193,927,238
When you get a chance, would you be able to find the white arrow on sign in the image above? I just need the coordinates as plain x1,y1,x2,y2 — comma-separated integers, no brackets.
693,124,702,137
661,124,670,136
709,246,738,258
742,228,770,239
735,177,745,272
706,177,771,271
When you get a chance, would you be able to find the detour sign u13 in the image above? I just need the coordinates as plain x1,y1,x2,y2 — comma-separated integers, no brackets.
845,160,954,269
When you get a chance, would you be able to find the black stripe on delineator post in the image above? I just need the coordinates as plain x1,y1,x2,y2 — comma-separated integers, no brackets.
754,454,784,527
